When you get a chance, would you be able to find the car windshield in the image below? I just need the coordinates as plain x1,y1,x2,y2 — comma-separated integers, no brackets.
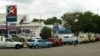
27,40,35,42
64,36,69,38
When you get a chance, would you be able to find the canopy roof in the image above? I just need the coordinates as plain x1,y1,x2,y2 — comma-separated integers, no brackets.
53,28,71,34
0,25,18,30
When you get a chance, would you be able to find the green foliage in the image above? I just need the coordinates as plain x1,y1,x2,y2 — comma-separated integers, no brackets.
61,11,81,33
32,17,62,25
40,26,52,39
45,17,62,24
61,11,100,33
12,37,25,42
32,18,39,22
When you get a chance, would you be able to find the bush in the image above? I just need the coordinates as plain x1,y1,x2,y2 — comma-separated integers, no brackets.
12,37,25,42
40,26,52,39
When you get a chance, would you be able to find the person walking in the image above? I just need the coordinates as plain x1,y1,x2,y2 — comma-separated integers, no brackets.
73,40,78,47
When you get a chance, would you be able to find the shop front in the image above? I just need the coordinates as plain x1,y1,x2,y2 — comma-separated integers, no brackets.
0,25,19,36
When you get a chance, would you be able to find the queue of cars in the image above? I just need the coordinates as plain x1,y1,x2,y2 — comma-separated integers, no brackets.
0,33,100,49
26,38,64,49
78,33,100,43
26,34,78,49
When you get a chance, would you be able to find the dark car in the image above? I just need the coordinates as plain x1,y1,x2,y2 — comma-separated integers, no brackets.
95,34,100,41
47,38,64,46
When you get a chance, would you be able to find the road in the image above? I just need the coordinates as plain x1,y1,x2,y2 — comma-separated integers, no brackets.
0,42,100,56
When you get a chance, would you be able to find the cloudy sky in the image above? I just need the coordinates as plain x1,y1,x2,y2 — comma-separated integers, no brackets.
0,0,100,19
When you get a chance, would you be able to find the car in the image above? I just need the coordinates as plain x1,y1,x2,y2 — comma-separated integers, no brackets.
61,34,78,45
47,38,64,46
0,36,23,49
78,33,89,43
95,34,100,41
26,35,41,40
27,39,52,48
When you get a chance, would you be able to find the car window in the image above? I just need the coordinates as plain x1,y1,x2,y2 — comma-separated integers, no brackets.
28,40,35,42
6,39,13,42
70,36,73,38
42,40,46,42
38,40,42,42
64,36,69,38
80,36,84,38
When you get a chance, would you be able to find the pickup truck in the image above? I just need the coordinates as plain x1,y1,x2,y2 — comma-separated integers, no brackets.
0,36,23,49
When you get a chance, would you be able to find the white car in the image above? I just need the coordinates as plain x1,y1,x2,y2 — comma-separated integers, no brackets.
78,34,89,43
61,34,78,45
0,36,23,49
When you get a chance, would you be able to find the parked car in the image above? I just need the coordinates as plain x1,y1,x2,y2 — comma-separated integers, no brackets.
78,33,89,43
47,38,64,46
61,34,78,45
87,33,96,42
0,36,23,49
95,34,100,41
27,39,52,48
26,35,41,40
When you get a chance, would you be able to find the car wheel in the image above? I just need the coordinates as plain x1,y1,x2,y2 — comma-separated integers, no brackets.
64,42,66,45
69,42,73,45
35,45,39,49
29,46,33,49
15,45,21,49
60,43,63,46
48,44,51,48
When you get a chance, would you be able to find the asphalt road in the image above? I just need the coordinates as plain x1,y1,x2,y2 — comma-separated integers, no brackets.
0,42,100,56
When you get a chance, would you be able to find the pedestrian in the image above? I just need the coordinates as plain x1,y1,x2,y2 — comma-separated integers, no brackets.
73,40,78,47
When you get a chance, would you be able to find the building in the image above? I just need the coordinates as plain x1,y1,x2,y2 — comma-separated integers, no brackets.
0,13,25,35
45,25,71,38
18,22,45,39
0,13,44,39
0,13,71,39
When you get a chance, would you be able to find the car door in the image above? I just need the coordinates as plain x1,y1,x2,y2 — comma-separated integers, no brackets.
37,40,44,47
42,40,47,47
64,36,70,42
5,39,15,47
69,36,74,42
0,36,5,47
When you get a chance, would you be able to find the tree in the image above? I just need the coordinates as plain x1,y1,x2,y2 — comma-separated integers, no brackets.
40,26,52,39
32,17,62,25
44,17,62,24
32,18,39,22
61,11,100,33
61,11,81,34
78,11,97,32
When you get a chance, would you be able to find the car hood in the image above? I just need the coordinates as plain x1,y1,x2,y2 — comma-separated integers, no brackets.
13,42,22,45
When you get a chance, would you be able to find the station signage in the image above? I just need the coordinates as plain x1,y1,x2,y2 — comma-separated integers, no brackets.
6,5,17,22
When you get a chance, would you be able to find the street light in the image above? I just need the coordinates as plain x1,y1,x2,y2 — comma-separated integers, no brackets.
74,19,78,23
74,19,78,36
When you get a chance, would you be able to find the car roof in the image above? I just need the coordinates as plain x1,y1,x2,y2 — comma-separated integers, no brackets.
34,39,43,40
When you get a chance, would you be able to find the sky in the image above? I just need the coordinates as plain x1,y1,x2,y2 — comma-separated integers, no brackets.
0,0,100,20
